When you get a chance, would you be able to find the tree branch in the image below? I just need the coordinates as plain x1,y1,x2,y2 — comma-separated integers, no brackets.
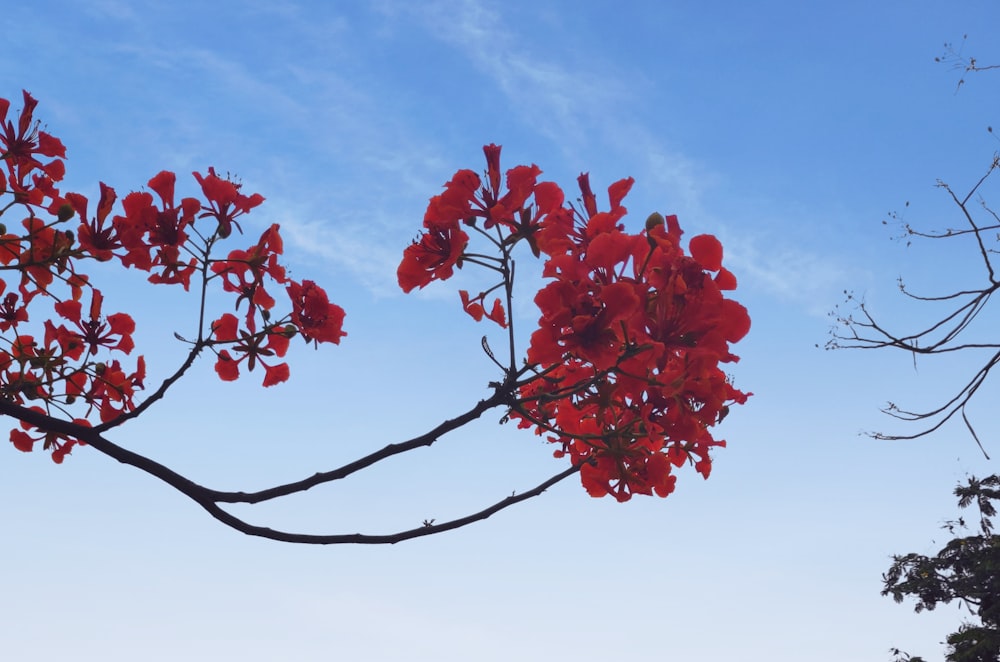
829,153,1000,456
0,392,580,544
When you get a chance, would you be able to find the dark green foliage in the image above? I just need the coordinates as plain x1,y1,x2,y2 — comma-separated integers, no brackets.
884,476,1000,661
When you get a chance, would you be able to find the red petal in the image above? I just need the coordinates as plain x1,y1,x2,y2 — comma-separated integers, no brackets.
214,351,239,381
689,234,723,271
715,267,738,290
262,362,290,387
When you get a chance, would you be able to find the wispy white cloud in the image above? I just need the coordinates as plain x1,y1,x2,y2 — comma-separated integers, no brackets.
274,203,408,298
722,226,862,318
375,0,630,152
368,0,857,315
38,0,856,316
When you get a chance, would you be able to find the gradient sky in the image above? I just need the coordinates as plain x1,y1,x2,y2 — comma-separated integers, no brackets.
3,2,1000,660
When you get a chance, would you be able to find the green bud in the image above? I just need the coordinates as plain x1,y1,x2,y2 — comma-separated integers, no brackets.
645,212,665,231
57,203,75,222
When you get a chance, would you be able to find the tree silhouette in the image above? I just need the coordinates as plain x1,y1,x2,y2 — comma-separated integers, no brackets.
883,475,1000,662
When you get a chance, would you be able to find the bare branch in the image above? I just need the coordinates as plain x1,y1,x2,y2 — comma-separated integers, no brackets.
830,145,1000,455
0,394,579,544
196,464,581,545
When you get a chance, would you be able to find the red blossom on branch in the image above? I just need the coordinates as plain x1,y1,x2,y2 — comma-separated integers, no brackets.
398,148,750,502
1,90,749,544
211,313,291,387
0,91,344,463
193,167,264,239
286,279,346,345
0,91,66,198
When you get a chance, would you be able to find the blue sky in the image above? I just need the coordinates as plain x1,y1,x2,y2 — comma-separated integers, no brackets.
3,1,1000,660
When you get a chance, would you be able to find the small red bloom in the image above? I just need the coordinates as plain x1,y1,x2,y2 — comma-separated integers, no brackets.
211,224,288,320
459,290,507,328
287,280,346,345
53,289,135,357
193,167,264,238
397,224,469,293
10,408,91,463
0,91,67,192
69,183,120,261
0,280,27,331
211,313,294,386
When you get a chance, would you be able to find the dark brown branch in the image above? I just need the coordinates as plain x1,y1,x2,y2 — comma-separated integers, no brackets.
92,339,205,434
195,464,581,545
829,150,1000,455
875,350,1000,438
0,385,512,504
206,389,511,503
0,391,578,544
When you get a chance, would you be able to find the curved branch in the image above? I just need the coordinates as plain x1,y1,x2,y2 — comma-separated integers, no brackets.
93,338,205,434
0,392,578,544
0,386,513,503
198,464,581,545
206,389,511,503
830,153,1000,456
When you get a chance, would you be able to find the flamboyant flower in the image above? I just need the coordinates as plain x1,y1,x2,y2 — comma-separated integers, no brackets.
10,408,91,463
211,313,292,386
0,91,66,193
0,281,27,331
52,289,135,359
68,183,120,261
85,358,146,422
459,290,507,327
397,224,469,293
193,167,264,238
286,280,346,345
510,167,749,500
211,224,288,322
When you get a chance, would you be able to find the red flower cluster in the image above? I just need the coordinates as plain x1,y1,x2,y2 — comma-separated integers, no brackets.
2,90,748,503
0,91,344,461
398,145,750,501
518,184,750,501
209,225,346,385
0,90,66,204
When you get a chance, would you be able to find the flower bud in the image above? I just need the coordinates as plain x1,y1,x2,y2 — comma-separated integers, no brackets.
645,212,665,231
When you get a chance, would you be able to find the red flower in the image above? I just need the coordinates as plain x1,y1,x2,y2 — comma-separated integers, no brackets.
10,407,91,463
397,224,469,293
52,289,135,358
211,224,288,322
193,167,264,238
15,216,76,301
68,183,120,261
0,91,66,193
458,290,507,327
286,280,346,345
0,280,27,331
211,313,292,387
85,359,145,422
511,171,750,501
